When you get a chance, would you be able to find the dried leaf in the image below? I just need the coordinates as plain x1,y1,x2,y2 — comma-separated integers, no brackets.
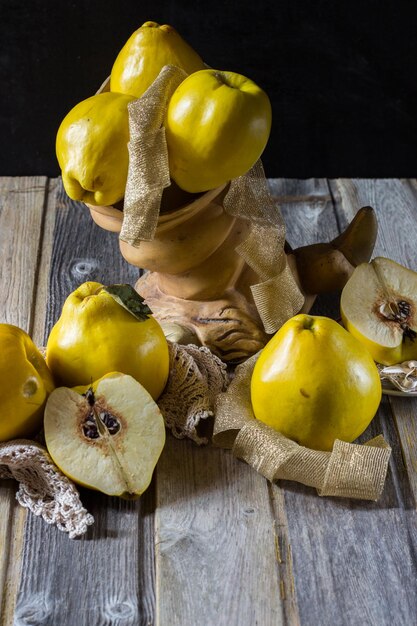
103,284,152,321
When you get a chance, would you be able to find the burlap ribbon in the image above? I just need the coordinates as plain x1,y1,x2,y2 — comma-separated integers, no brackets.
121,65,304,334
101,67,390,501
213,354,391,500
121,66,186,243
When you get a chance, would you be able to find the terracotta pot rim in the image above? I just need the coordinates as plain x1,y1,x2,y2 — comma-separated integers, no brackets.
86,181,229,229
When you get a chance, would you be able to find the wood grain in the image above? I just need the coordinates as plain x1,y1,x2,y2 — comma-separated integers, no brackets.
4,177,417,626
155,438,288,626
0,177,50,625
331,178,417,506
279,178,417,626
330,178,417,266
153,180,335,626
272,177,342,320
271,178,337,249
13,181,155,626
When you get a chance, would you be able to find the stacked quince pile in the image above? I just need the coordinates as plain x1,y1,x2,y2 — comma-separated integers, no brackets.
56,21,272,206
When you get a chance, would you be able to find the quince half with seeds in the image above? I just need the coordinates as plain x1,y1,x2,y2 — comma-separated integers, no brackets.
44,373,166,498
341,257,417,365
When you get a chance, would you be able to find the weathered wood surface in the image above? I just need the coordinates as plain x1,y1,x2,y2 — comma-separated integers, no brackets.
0,177,416,626
0,177,53,624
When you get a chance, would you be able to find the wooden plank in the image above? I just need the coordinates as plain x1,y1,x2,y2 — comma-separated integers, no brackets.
329,178,417,265
0,177,50,625
330,178,417,502
155,438,289,626
31,179,59,347
270,177,338,248
277,178,417,626
154,180,334,626
282,401,417,626
0,177,48,330
271,177,342,319
14,181,155,626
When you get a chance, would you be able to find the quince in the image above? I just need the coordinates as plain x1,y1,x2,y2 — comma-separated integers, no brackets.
56,92,135,206
0,324,54,441
341,257,417,365
110,21,205,98
251,314,381,451
46,282,169,400
44,373,166,498
165,69,272,193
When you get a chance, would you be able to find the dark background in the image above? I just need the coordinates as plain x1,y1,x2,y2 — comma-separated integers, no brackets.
1,0,417,178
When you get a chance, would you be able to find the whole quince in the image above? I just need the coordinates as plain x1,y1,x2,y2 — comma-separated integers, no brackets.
0,324,54,441
251,314,382,451
56,92,135,207
165,69,272,193
110,21,205,98
46,282,169,400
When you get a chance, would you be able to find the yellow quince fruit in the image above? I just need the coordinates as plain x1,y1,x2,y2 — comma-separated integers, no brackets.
251,314,381,451
165,69,272,193
44,373,166,498
341,257,417,365
46,282,169,400
56,92,135,207
110,21,205,98
0,324,54,441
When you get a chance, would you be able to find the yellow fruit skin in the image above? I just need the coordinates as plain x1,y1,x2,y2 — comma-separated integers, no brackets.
0,324,54,441
165,69,272,193
110,21,205,98
72,372,124,395
46,282,169,400
251,314,382,451
56,92,135,206
340,309,417,366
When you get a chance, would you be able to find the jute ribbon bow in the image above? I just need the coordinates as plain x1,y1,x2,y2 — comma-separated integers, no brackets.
213,354,392,501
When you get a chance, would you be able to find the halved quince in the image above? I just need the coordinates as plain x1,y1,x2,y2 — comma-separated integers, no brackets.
341,257,417,365
44,373,166,498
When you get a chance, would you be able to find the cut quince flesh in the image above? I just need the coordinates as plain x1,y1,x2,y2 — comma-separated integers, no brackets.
341,257,417,365
44,373,166,498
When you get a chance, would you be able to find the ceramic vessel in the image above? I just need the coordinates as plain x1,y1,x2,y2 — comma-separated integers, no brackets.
87,181,377,361
87,183,281,361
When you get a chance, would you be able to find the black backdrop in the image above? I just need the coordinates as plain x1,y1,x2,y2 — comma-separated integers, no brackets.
1,0,417,178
